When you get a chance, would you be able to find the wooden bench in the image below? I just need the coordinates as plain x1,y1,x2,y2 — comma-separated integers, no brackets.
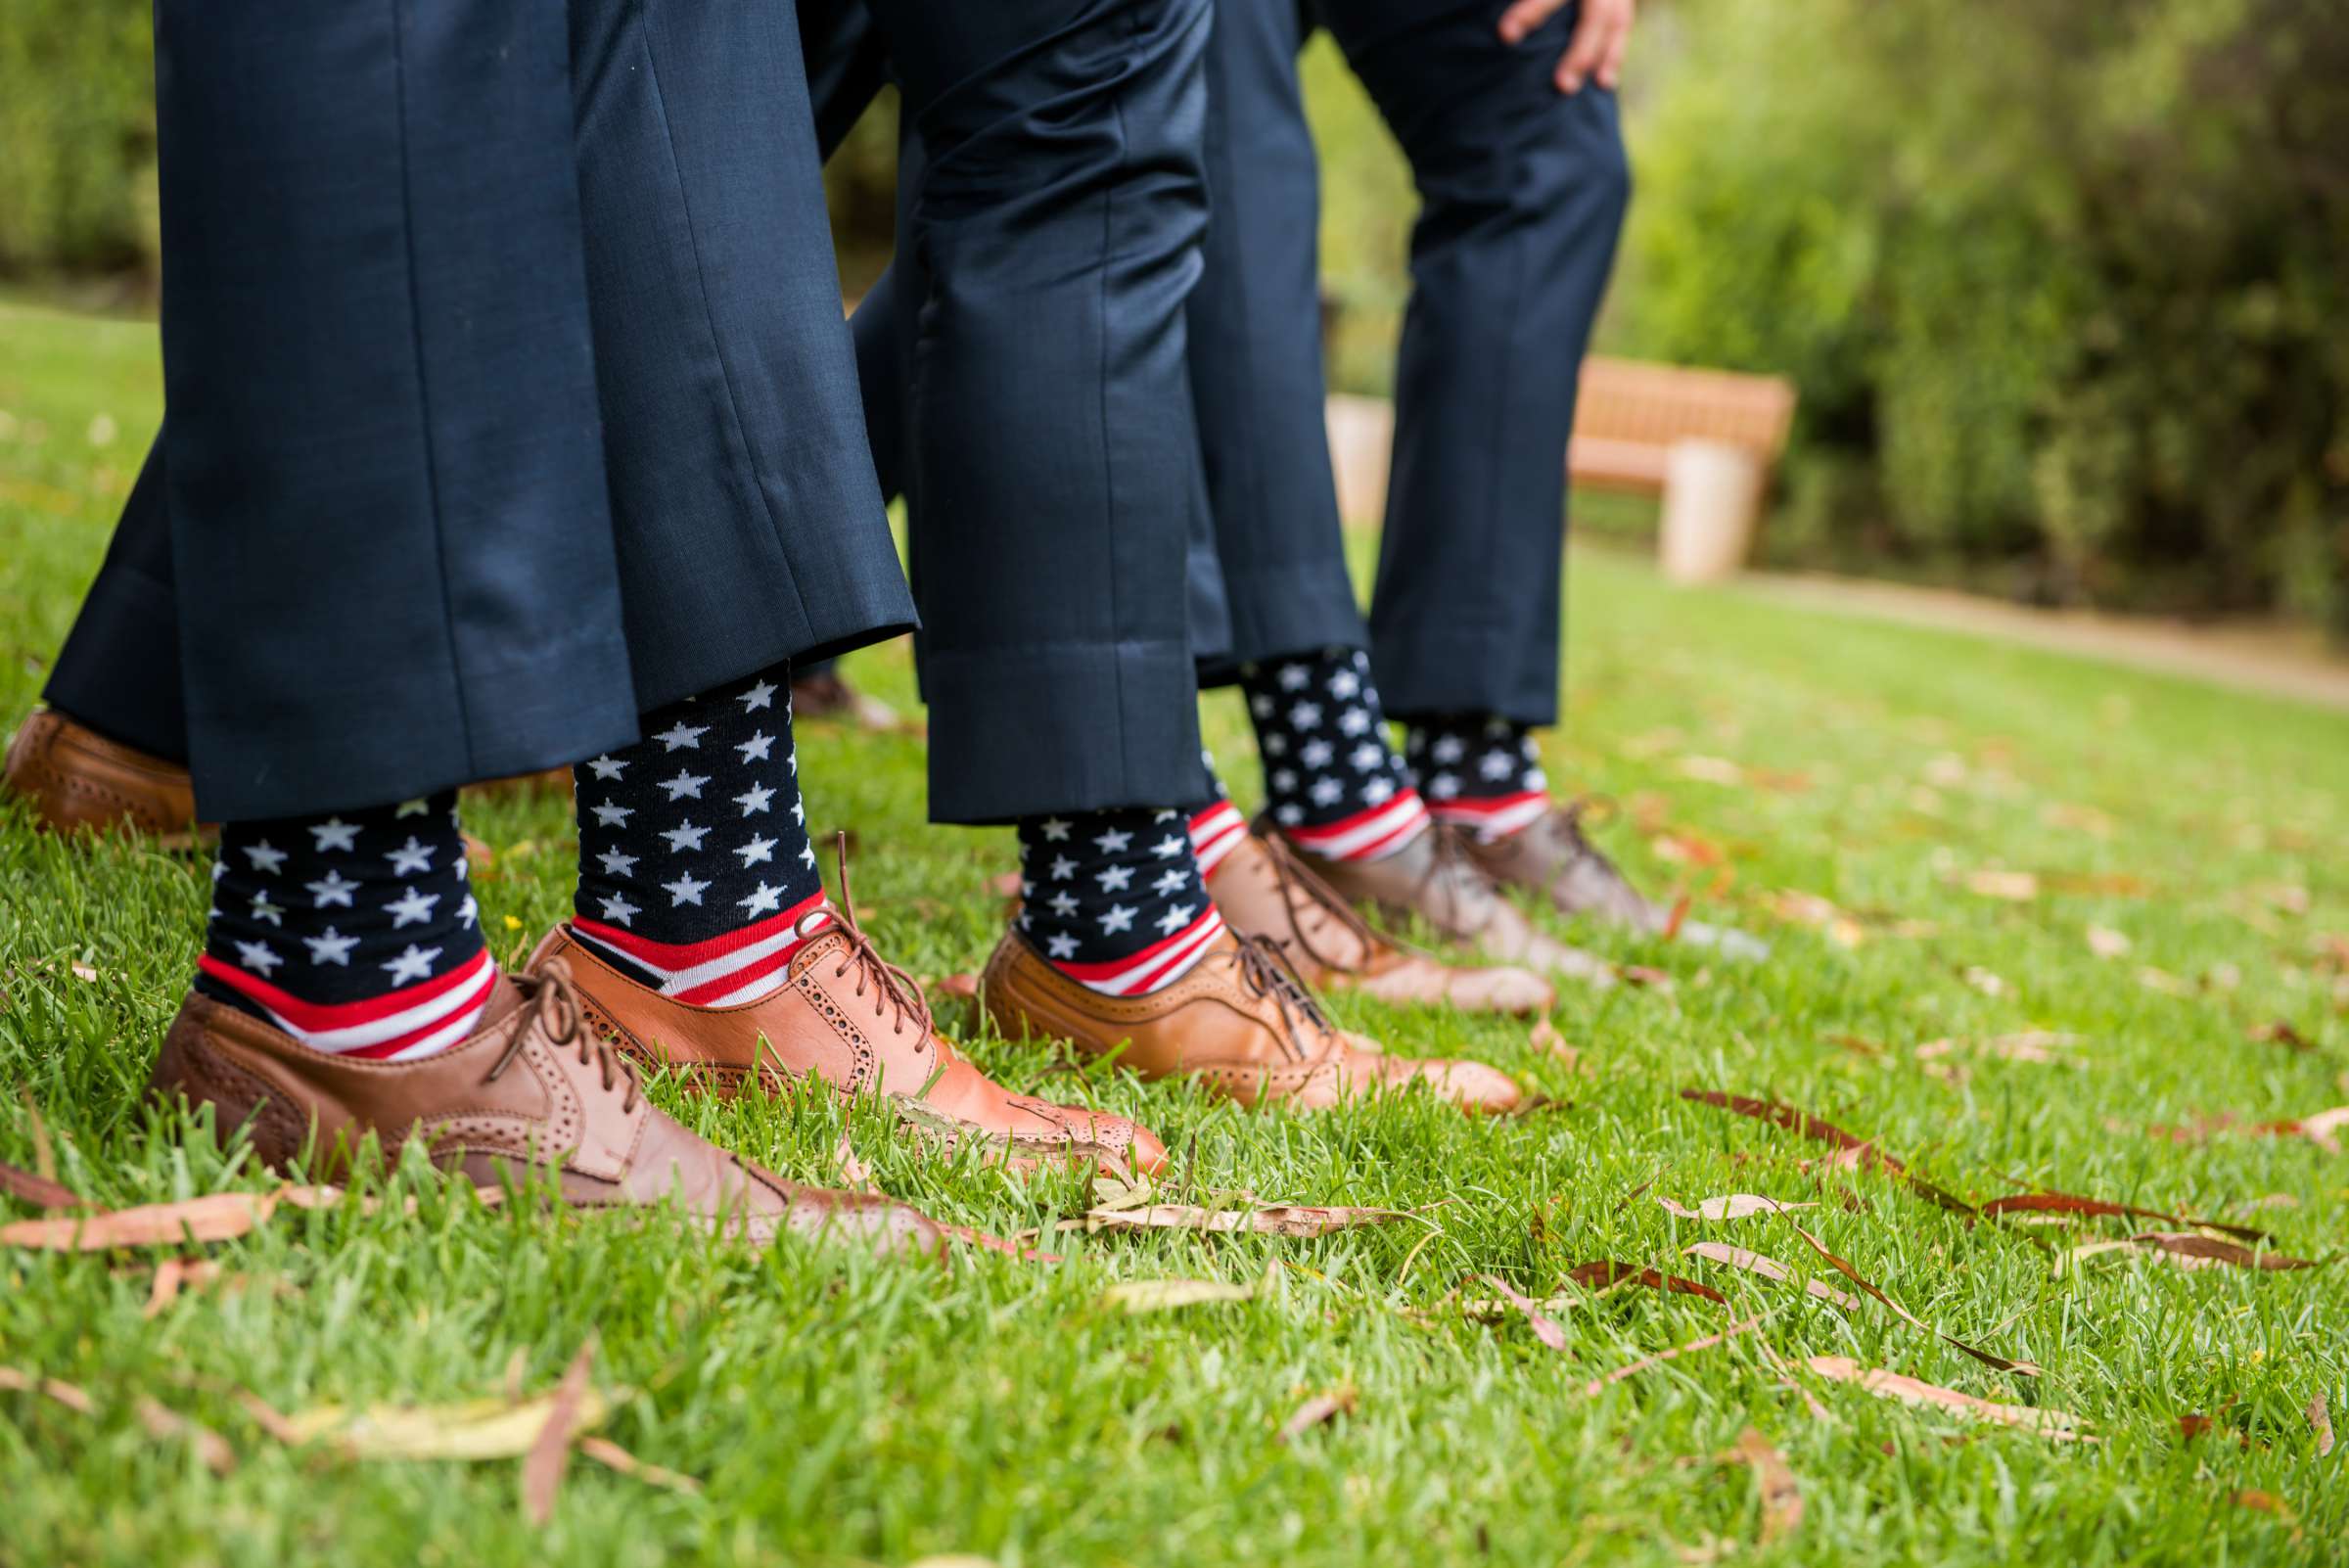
1327,355,1798,581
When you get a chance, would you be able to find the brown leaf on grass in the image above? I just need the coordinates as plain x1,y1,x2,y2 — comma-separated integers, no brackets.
2086,925,2133,959
936,1222,1062,1265
1776,1219,2041,1375
1661,894,1692,943
2297,1106,2349,1155
1082,1203,1403,1238
69,962,100,984
1682,1244,1860,1312
1469,1273,1570,1351
1767,892,1865,948
578,1436,702,1495
522,1339,596,1526
20,1087,57,1184
0,1158,82,1211
281,1387,612,1460
135,1398,236,1476
2127,1232,2317,1271
2138,966,2193,996
1980,1190,2269,1244
142,1258,231,1318
0,1184,351,1250
2248,1020,2313,1052
1801,1357,2087,1440
2233,1490,2287,1515
1528,1016,1579,1066
1567,1260,1727,1304
1727,1428,1802,1545
1580,1311,1773,1399
0,1366,96,1414
1652,833,1728,868
2309,1392,2334,1458
830,1130,878,1194
1820,1032,1885,1058
1679,1091,1979,1219
1101,1277,1260,1314
933,973,980,1001
1656,1195,1815,1222
1274,1386,1359,1444
1965,870,2040,901
1964,966,2012,998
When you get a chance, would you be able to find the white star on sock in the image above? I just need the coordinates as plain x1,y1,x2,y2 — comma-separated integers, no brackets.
1045,932,1080,960
591,801,633,828
1271,768,1300,792
1289,701,1322,729
736,834,777,867
1310,777,1345,807
585,754,626,780
735,783,774,815
1100,904,1135,934
654,721,710,751
1428,772,1461,799
1156,903,1195,934
1302,741,1334,768
659,822,709,853
597,849,637,879
1274,804,1304,825
456,895,478,927
307,818,359,853
740,678,776,712
1264,732,1288,757
1351,742,1387,771
249,893,283,927
242,840,288,875
1151,868,1188,896
663,873,711,907
1431,735,1465,764
1480,749,1515,780
233,940,283,977
1328,668,1361,699
211,860,226,883
302,927,356,966
1038,817,1073,842
1048,855,1077,880
739,882,783,918
1361,776,1398,806
385,836,435,876
736,732,774,764
1048,891,1080,918
306,870,357,908
1093,828,1132,853
1249,694,1274,718
1096,864,1134,893
381,944,439,985
599,893,639,926
800,844,816,868
658,770,710,801
1277,663,1310,691
385,886,439,928
1338,707,1370,736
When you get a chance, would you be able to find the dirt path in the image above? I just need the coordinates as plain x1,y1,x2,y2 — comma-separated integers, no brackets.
1738,571,2349,714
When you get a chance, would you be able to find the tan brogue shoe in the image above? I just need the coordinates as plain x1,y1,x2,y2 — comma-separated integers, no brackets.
529,890,1164,1177
981,927,1523,1115
146,962,939,1255
1206,828,1553,1015
1277,819,1615,987
1461,800,1770,961
3,707,207,845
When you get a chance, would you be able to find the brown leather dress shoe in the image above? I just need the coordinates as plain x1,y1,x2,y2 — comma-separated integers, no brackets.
1462,802,1770,961
146,962,939,1255
529,907,1164,1177
981,926,1524,1114
1278,820,1616,987
1206,828,1554,1015
3,708,208,845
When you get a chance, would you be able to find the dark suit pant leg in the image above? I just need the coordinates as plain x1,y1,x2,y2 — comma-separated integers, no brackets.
1323,0,1630,727
863,0,1218,824
158,2,635,820
569,0,913,711
43,433,188,761
1185,0,1367,687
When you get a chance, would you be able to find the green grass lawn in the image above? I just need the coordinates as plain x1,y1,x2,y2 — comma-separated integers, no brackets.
3,298,2346,1567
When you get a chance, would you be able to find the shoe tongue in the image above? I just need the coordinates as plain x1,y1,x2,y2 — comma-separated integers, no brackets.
475,971,528,1033
786,910,853,978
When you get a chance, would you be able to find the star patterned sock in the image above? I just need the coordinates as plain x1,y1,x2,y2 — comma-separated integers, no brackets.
1241,647,1430,862
194,792,495,1060
1407,715,1551,841
570,665,830,1007
1017,807,1223,995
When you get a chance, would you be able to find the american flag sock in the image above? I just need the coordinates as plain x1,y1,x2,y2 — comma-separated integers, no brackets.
1241,647,1430,863
570,665,830,1008
1408,715,1551,841
192,792,496,1060
1017,807,1223,995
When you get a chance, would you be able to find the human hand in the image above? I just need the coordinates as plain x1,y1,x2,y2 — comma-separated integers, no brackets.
1496,0,1634,94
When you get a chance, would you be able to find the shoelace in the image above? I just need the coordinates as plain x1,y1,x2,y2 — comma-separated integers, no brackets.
816,832,939,1050
1222,932,1338,1055
486,960,642,1114
1405,821,1502,926
1539,794,1629,880
1258,831,1423,975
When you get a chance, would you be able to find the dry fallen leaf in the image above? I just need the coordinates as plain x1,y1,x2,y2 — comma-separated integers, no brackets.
1470,1273,1570,1351
1678,1091,1977,1218
830,1130,878,1194
1964,966,2012,999
2233,1490,2287,1516
522,1339,596,1526
2126,1232,2317,1271
2137,966,2193,996
1656,1195,1815,1222
1566,1261,1727,1304
1677,756,1747,786
0,1184,345,1251
1965,870,2040,901
2247,1020,2312,1052
142,1258,232,1318
1682,1244,1860,1312
2296,1106,2349,1155
1274,1386,1358,1444
1777,1221,2041,1375
2086,925,2132,959
1802,1357,2087,1440
1082,1204,1403,1238
136,1397,236,1476
1529,1016,1579,1066
1101,1277,1260,1314
1981,1190,2269,1243
0,1366,96,1414
1727,1428,1802,1545
0,1158,82,1212
578,1436,702,1495
280,1388,612,1460
1581,1311,1773,1399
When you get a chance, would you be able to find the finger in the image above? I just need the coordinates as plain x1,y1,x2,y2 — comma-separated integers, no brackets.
1553,11,1610,93
1595,16,1631,88
1497,0,1572,46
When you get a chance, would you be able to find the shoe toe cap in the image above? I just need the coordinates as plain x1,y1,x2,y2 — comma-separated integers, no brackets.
1399,1056,1525,1116
1458,964,1555,1015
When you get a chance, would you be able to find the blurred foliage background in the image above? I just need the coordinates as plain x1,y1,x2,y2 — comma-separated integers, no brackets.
6,0,2345,633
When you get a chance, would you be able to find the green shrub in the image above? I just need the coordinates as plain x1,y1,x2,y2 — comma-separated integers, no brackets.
0,0,155,278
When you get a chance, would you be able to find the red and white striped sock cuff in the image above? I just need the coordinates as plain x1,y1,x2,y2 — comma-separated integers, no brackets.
1188,801,1248,879
1428,789,1551,842
196,946,499,1062
572,889,830,1008
1042,905,1225,997
1283,789,1432,863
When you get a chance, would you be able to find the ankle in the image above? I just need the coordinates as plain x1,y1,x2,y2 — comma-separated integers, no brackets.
1018,807,1221,995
